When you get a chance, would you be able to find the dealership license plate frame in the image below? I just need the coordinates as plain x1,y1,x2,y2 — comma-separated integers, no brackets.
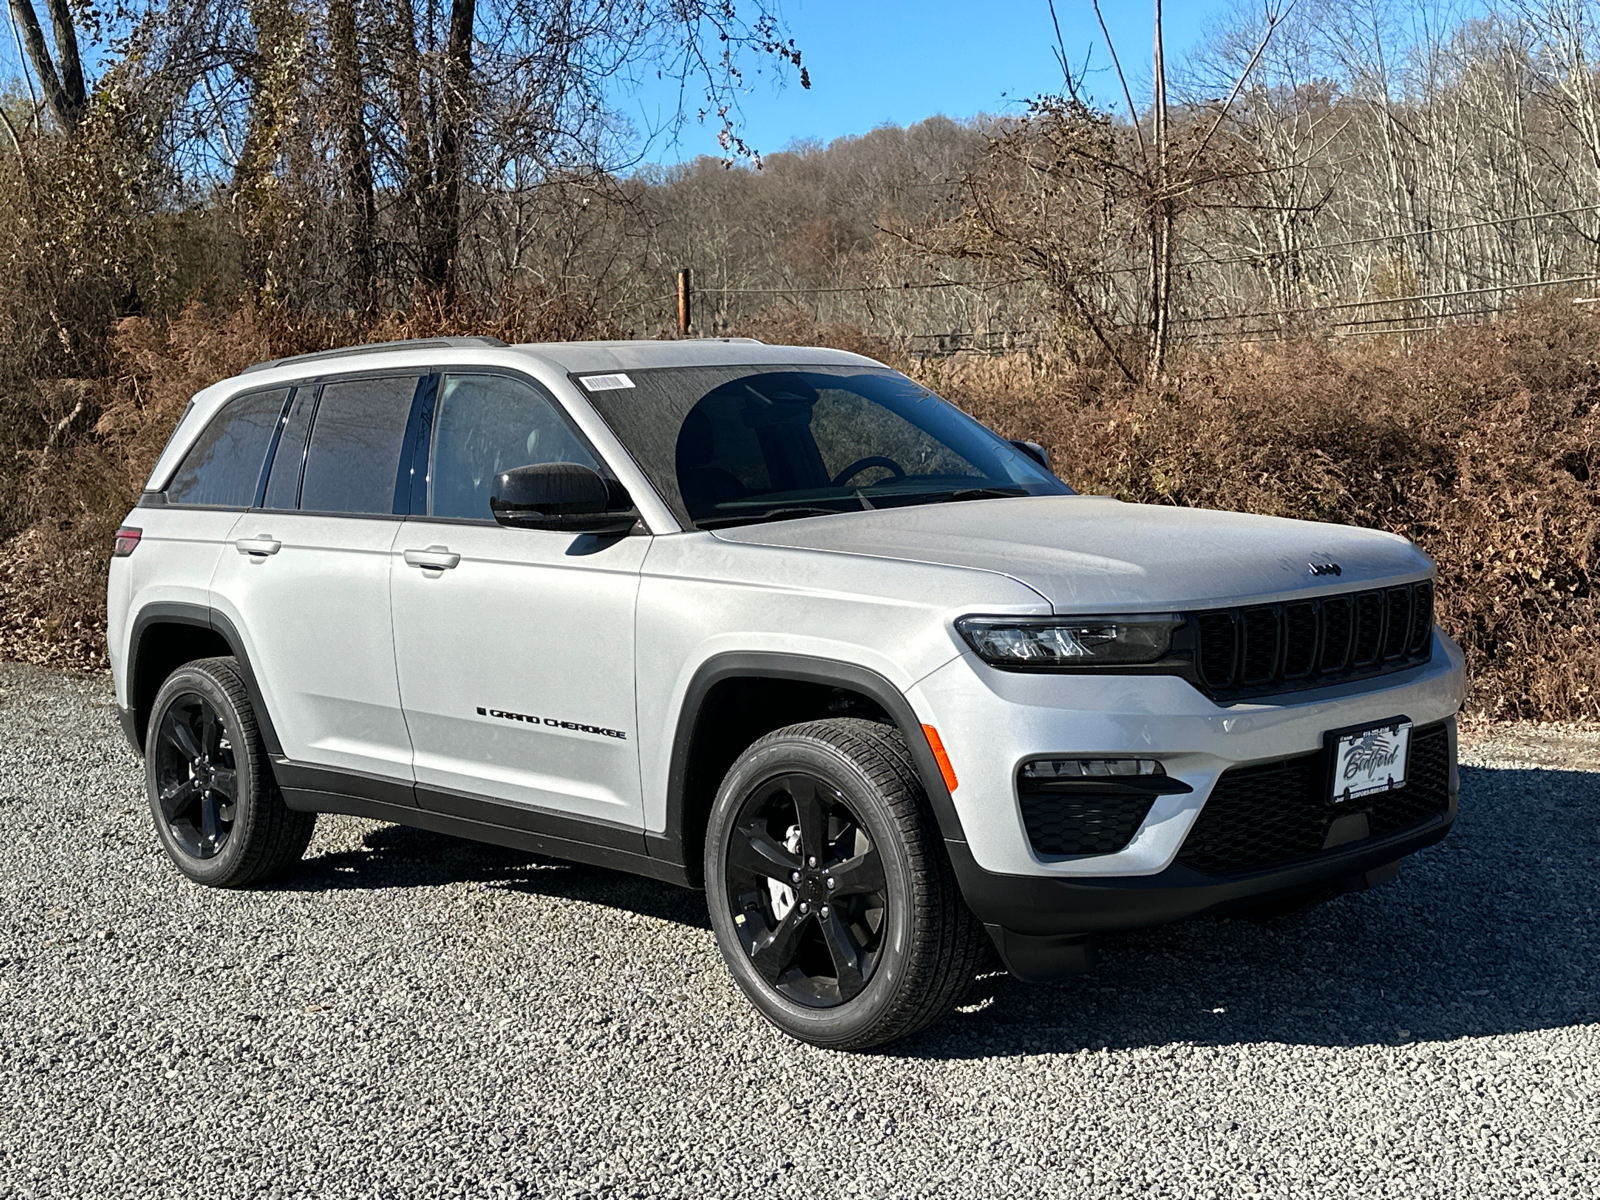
1325,716,1412,805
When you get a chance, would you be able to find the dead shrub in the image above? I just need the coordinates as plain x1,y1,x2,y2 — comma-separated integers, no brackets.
5,298,1600,723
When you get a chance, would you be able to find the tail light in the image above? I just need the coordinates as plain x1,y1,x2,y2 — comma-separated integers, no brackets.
112,527,142,557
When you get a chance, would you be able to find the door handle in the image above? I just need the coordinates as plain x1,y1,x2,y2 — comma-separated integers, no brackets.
235,535,281,557
403,546,460,570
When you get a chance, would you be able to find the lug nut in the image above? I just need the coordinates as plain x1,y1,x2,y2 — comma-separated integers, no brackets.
826,877,835,889
820,906,830,918
799,902,810,914
808,856,817,868
791,870,802,883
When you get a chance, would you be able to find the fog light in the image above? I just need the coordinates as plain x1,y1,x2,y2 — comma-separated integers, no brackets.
1021,758,1166,780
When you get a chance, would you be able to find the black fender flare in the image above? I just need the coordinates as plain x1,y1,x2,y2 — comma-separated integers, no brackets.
126,602,283,758
649,651,968,877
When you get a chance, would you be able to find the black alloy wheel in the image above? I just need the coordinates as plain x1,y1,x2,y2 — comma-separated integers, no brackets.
724,772,889,1006
705,718,989,1050
152,692,239,859
145,657,315,887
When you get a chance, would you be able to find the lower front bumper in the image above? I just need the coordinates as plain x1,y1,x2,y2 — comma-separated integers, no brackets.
949,808,1454,980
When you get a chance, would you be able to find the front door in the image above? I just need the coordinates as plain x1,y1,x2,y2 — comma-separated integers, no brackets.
388,371,648,830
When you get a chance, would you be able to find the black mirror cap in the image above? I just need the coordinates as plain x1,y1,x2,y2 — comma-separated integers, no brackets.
490,463,638,534
1010,439,1052,471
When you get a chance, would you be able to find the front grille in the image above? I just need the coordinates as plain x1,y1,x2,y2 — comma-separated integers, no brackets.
1190,581,1434,701
1175,721,1452,876
1018,784,1158,857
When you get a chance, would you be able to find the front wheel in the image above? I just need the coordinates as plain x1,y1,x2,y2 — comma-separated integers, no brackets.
704,718,987,1050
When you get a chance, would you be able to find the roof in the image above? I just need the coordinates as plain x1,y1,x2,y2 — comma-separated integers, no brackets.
515,338,880,373
145,337,888,494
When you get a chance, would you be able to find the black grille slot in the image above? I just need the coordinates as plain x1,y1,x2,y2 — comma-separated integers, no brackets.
1018,783,1158,857
1239,607,1280,684
1176,721,1452,876
1282,602,1318,678
1320,595,1353,672
1187,582,1435,702
1408,581,1434,654
1196,612,1237,687
1382,588,1411,660
1352,592,1384,666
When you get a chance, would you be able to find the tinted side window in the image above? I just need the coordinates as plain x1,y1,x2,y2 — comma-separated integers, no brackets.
166,388,290,507
428,374,600,520
299,376,420,515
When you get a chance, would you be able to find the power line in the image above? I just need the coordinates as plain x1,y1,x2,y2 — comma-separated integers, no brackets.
1182,203,1600,272
1175,271,1600,326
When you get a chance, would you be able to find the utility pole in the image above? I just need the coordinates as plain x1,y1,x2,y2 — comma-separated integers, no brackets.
1149,0,1173,380
677,268,693,335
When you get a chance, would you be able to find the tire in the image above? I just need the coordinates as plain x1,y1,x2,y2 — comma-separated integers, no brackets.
704,718,987,1050
145,656,315,887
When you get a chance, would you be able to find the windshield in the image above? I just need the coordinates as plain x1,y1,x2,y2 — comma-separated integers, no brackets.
578,365,1070,528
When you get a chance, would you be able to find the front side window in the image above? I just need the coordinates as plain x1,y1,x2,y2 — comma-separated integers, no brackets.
582,365,1068,528
166,388,290,507
298,376,421,515
427,373,600,520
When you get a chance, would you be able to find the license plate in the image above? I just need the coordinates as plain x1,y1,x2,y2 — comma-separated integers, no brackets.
1329,720,1411,804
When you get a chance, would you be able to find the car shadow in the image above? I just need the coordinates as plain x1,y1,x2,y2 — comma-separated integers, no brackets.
274,821,712,930
897,763,1600,1056
270,763,1598,1053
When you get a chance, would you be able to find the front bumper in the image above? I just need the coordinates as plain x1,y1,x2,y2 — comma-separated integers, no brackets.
951,799,1453,979
909,628,1467,879
911,630,1466,980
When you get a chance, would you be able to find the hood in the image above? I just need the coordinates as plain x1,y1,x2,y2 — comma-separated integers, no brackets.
709,496,1433,612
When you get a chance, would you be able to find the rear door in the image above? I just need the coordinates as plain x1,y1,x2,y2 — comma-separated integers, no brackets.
209,373,423,785
388,371,648,832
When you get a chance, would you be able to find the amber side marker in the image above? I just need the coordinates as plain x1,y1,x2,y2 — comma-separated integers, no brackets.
921,724,959,793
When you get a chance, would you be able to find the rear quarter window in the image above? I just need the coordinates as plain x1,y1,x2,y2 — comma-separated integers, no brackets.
166,388,291,507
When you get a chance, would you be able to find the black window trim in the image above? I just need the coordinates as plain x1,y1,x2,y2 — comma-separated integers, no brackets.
155,363,640,521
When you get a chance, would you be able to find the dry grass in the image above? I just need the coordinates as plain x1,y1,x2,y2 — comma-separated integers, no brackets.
4,298,1598,722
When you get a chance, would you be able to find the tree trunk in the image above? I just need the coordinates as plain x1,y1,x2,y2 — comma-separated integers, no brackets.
391,0,433,278
329,0,376,311
8,0,86,131
418,0,474,296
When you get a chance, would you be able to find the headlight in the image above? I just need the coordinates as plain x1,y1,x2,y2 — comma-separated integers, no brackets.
955,614,1183,667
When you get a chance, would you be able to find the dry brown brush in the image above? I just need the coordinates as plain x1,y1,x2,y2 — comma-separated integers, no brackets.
4,299,1599,723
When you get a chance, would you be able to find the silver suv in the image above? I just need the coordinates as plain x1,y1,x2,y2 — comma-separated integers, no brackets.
108,336,1465,1049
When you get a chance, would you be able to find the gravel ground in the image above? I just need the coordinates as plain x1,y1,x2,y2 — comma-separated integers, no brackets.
1,663,1596,1200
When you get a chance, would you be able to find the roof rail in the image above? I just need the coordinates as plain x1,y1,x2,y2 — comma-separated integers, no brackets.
240,336,511,375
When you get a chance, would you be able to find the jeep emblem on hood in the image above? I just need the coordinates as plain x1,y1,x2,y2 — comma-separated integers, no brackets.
1309,561,1343,577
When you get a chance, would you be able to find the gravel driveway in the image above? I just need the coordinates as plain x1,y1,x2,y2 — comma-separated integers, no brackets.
2,663,1597,1199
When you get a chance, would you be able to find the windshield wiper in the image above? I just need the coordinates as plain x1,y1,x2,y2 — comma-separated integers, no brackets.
696,506,857,530
917,486,1031,504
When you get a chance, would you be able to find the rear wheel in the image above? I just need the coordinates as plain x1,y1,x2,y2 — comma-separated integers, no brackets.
145,657,314,887
704,718,986,1050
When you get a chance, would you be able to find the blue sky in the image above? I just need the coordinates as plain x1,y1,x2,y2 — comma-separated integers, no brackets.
628,0,1229,163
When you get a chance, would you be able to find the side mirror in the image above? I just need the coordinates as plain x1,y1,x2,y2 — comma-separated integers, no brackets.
1010,439,1052,471
490,463,638,534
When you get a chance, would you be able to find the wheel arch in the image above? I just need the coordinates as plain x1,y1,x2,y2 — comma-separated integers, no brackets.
650,652,965,888
126,603,282,758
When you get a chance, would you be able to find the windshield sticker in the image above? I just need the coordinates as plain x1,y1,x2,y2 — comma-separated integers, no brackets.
579,373,635,391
